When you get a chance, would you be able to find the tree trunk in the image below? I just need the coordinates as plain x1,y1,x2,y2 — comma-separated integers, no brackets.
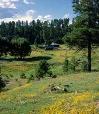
88,38,91,72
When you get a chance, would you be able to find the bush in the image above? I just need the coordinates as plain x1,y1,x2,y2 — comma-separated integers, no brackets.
69,57,76,72
63,57,77,73
64,83,73,93
81,60,88,71
63,59,69,72
9,74,14,78
27,75,35,83
36,60,51,79
46,70,57,78
51,74,57,78
64,84,70,92
47,71,52,77
15,78,18,81
0,75,6,91
79,56,88,71
29,74,35,80
20,73,26,79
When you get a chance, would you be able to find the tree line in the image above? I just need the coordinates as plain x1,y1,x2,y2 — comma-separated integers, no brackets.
0,18,70,58
0,18,69,45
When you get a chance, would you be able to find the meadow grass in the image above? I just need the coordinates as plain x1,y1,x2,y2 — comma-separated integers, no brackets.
0,45,99,114
0,72,99,114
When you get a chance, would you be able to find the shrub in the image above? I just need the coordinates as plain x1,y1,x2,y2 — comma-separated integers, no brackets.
47,71,53,77
69,57,76,72
64,84,70,92
29,74,35,80
9,74,14,78
20,73,26,79
81,60,88,71
27,75,35,83
0,74,6,91
63,57,77,73
63,59,69,72
79,56,88,71
51,74,57,78
15,78,18,81
47,70,56,78
64,83,74,93
36,60,51,79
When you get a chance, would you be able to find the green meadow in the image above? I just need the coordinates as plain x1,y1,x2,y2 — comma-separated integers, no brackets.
0,45,99,114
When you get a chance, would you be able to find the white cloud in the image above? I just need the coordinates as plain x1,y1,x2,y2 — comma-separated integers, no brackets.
11,0,19,1
36,15,52,22
0,0,35,9
23,0,35,5
63,13,70,19
0,9,36,23
0,9,52,23
0,0,19,9
26,10,35,16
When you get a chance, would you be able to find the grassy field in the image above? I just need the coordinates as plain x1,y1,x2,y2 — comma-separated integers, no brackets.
0,45,99,114
0,45,67,77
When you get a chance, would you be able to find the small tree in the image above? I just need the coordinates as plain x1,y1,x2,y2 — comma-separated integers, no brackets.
10,37,31,59
36,60,51,79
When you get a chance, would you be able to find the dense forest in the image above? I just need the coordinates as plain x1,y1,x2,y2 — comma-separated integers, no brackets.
0,18,69,44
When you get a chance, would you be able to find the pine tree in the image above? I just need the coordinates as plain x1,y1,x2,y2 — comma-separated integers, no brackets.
64,0,99,72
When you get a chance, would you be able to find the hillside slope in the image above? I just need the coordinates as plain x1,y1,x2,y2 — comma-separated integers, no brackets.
0,72,99,114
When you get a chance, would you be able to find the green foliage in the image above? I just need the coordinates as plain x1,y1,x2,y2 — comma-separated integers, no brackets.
20,73,26,79
64,83,74,93
0,74,6,91
0,36,10,56
63,57,77,73
70,57,77,71
47,70,57,78
79,57,88,71
0,35,31,58
81,60,88,71
63,59,69,72
0,18,69,45
64,27,89,48
11,37,31,59
29,74,35,80
64,84,70,92
27,74,35,83
36,60,51,79
51,75,57,78
64,0,99,71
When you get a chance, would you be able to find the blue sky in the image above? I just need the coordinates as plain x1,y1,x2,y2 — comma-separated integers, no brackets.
0,0,74,23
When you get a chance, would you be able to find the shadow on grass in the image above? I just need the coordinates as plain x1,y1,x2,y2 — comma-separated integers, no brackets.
76,69,99,73
0,56,52,62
